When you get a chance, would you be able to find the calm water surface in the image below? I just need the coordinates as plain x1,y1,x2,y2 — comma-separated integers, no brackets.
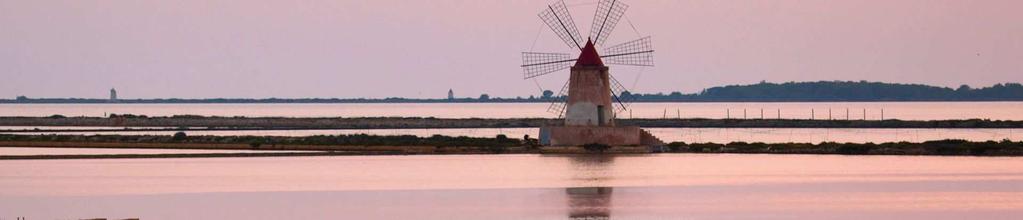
4,102,1020,143
2,102,1022,120
1,154,1021,219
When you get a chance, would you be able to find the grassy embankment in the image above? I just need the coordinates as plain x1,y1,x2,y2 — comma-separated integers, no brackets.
1,133,1021,160
1,116,1022,131
0,133,534,158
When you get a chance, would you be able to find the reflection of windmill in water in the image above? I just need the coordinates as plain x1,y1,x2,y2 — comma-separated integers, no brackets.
523,0,663,148
566,186,613,219
564,155,616,219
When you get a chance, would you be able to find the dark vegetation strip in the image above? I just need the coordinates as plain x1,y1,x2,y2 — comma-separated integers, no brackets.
663,139,1023,156
0,152,377,160
2,116,1023,130
0,133,526,148
1,134,1022,157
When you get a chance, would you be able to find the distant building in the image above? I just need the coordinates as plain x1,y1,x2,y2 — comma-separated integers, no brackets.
447,89,454,100
109,88,118,102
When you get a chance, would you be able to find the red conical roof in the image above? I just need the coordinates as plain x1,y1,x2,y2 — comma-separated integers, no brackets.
574,39,604,67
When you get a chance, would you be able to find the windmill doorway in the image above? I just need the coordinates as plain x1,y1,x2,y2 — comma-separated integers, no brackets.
597,105,606,126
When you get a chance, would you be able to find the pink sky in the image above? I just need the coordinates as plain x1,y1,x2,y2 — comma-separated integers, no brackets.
1,0,1021,99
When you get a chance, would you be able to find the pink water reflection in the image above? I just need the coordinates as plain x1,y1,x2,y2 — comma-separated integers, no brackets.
0,154,1021,219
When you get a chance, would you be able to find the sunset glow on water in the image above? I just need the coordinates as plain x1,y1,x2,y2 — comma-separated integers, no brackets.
1,154,1021,219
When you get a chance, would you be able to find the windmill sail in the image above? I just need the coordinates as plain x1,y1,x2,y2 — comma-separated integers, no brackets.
521,52,575,79
525,1,652,119
589,0,629,46
609,74,635,114
539,0,584,49
547,80,571,118
602,36,654,66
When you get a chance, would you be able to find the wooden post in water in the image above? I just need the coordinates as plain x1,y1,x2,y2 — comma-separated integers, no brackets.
677,109,680,119
777,109,781,119
743,109,747,119
881,109,884,120
811,109,815,120
863,109,867,120
727,109,730,119
846,108,850,120
663,108,667,119
760,108,764,119
828,109,832,120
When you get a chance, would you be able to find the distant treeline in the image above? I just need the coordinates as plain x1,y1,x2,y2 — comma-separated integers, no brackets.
622,81,1023,102
4,81,1022,103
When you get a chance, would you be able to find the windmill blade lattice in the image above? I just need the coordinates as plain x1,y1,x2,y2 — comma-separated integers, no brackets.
547,80,571,118
609,74,636,113
538,0,584,49
521,52,575,79
589,0,629,46
602,36,654,66
525,0,651,118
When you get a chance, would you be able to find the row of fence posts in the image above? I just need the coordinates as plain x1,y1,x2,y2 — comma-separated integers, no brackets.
652,108,887,120
646,108,1020,143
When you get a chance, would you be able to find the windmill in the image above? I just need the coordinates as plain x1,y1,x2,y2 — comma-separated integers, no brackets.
523,0,663,147
522,0,655,119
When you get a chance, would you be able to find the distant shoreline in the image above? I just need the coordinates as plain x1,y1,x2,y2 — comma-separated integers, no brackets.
5,81,1022,103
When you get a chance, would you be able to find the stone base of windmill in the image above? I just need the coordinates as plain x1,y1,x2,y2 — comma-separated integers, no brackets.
538,126,666,153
